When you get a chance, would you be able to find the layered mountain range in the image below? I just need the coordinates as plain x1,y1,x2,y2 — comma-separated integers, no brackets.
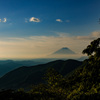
0,59,82,89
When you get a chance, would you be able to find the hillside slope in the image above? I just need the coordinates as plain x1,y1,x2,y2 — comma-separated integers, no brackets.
0,59,82,89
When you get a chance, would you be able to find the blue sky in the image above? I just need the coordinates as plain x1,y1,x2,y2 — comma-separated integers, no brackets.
0,0,100,59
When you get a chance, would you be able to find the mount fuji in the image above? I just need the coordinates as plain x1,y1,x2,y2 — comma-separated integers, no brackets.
53,47,75,55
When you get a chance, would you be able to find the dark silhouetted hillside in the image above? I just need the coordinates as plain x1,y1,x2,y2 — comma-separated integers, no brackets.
0,59,56,77
0,59,82,89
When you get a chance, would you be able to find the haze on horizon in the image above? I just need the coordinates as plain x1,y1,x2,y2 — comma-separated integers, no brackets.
0,0,100,59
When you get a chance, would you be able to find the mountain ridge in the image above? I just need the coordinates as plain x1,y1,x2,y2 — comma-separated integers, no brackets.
0,59,82,89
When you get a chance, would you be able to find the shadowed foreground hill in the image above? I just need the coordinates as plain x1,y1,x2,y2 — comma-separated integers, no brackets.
0,59,82,89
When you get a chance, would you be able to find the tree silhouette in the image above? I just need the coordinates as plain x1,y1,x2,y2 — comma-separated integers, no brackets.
82,38,100,65
82,38,100,57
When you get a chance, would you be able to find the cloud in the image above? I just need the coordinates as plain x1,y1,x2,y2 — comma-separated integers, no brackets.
56,19,70,23
3,18,7,22
0,18,7,23
91,31,100,37
29,17,40,22
76,31,100,40
56,19,63,22
55,32,70,37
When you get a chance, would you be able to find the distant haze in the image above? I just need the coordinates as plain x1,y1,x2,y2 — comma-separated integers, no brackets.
0,32,98,59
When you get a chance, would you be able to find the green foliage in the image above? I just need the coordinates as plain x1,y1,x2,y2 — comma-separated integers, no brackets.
82,38,100,66
44,68,64,87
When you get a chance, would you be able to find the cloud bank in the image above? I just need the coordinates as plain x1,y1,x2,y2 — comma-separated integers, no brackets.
76,31,100,40
0,31,99,59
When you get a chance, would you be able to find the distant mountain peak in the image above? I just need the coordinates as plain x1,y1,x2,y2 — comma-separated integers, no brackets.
62,47,69,49
53,47,75,55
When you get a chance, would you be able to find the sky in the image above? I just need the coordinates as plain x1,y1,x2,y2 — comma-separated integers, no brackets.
0,0,100,59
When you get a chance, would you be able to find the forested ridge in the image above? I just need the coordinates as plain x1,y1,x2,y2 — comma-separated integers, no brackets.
0,38,100,100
